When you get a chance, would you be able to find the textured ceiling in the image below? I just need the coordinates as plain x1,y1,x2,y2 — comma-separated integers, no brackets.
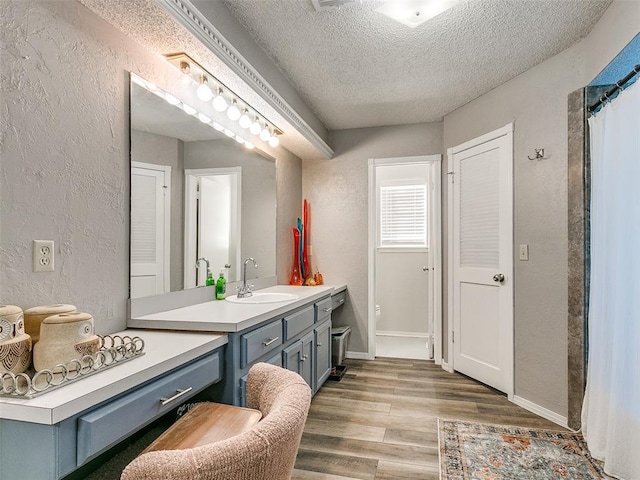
222,0,613,130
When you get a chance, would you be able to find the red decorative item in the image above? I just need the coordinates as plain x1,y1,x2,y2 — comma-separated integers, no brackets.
289,228,303,286
302,200,311,280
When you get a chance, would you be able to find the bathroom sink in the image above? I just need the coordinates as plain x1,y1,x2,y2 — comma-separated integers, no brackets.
226,292,299,304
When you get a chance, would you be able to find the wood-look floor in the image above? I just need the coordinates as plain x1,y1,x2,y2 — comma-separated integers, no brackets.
292,357,564,480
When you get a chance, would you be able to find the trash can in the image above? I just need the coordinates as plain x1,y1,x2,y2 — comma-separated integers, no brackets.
331,326,351,366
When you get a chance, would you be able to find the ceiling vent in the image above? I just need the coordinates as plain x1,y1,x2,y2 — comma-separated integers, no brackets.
311,0,358,11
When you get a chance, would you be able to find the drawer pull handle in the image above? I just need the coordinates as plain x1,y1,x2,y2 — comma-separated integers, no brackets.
262,337,279,347
338,299,345,304
317,342,322,347
160,387,193,406
301,355,308,362
323,307,332,313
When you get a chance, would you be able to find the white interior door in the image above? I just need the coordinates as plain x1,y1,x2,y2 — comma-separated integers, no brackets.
184,167,241,288
449,124,513,396
130,162,171,298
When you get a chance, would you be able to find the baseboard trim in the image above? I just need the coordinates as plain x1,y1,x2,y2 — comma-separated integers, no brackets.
512,395,568,428
376,331,430,338
346,351,374,360
441,361,454,373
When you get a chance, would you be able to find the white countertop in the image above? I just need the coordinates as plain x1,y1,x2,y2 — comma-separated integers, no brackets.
129,285,342,332
0,329,227,425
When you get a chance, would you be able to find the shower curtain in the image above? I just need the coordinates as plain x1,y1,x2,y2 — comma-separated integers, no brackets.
582,78,640,480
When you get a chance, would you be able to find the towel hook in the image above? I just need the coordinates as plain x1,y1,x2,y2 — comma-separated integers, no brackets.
528,148,545,160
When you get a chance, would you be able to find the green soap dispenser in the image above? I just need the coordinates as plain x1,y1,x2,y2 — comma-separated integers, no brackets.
205,268,215,287
216,269,227,300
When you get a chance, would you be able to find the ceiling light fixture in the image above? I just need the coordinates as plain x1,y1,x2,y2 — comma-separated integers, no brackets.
375,0,459,28
165,53,283,146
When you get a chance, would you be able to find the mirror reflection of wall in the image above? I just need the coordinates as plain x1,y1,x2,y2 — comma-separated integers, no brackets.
129,75,276,299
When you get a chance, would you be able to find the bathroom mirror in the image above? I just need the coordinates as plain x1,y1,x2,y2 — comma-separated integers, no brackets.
129,75,276,299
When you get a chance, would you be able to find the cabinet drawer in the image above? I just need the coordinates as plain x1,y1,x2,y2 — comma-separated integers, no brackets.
76,351,220,465
315,297,333,323
332,291,346,310
283,306,314,340
241,320,282,368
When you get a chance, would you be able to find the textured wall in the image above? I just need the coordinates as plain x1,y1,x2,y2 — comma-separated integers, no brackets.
0,1,303,334
303,123,443,352
442,0,639,419
0,1,144,333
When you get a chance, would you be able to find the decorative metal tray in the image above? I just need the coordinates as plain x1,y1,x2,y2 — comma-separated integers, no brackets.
0,335,145,399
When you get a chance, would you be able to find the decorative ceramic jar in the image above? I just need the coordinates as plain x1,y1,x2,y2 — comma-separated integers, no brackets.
23,303,77,344
0,305,33,375
33,312,100,371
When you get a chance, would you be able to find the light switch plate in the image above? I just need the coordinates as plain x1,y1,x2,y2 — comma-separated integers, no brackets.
519,244,529,261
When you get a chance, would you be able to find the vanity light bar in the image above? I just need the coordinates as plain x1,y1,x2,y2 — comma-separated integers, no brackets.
164,53,283,143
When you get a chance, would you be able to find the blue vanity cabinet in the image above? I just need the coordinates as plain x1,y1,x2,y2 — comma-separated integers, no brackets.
314,318,332,393
0,348,223,480
283,332,314,389
223,294,333,407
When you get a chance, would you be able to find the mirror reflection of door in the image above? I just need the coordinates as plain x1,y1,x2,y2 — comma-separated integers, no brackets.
130,162,171,298
184,167,241,288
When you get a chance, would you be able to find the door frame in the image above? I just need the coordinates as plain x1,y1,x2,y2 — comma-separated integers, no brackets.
446,123,514,397
367,155,442,362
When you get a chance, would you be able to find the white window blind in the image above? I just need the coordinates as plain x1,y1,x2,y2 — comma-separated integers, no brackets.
130,173,158,264
379,182,428,247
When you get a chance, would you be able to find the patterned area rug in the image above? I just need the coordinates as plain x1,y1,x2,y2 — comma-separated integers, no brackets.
439,420,611,480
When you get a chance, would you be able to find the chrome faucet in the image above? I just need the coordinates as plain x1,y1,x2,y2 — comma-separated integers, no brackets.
237,257,258,298
195,257,211,285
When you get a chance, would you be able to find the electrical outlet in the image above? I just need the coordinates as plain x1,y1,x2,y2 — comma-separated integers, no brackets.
519,244,529,261
33,240,54,272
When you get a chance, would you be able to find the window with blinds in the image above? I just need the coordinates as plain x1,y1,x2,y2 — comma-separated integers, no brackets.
378,182,428,248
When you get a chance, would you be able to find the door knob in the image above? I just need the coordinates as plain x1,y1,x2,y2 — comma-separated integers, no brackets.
422,266,430,271
493,273,505,283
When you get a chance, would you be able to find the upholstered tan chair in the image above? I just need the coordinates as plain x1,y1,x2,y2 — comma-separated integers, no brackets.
120,362,312,480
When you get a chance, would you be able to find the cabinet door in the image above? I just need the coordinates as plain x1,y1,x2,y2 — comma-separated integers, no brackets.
315,319,332,392
283,341,302,375
300,332,314,389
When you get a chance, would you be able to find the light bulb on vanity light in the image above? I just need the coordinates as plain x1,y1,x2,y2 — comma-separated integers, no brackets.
227,101,241,121
259,125,271,142
165,93,180,106
245,141,255,149
268,134,280,148
223,129,235,138
239,109,252,129
249,117,262,135
180,61,193,85
196,75,213,102
182,104,197,115
235,135,245,144
212,122,224,131
198,113,211,124
213,89,228,112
